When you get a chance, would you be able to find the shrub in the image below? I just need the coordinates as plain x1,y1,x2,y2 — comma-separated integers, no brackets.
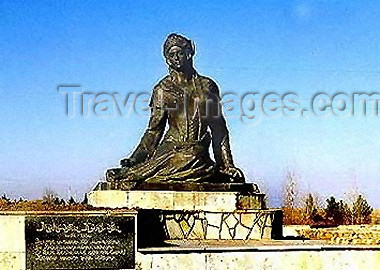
303,193,317,224
352,195,373,224
325,196,345,225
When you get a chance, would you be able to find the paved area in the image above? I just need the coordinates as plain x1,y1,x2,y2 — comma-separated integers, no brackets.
139,239,380,253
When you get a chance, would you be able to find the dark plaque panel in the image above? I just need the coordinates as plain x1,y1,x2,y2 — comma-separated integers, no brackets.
25,215,135,270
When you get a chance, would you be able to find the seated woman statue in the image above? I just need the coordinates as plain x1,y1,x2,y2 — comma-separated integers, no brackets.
107,33,244,184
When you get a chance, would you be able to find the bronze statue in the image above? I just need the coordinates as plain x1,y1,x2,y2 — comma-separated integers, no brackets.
106,33,244,184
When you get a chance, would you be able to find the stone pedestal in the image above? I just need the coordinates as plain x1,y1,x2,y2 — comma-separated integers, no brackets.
88,181,283,242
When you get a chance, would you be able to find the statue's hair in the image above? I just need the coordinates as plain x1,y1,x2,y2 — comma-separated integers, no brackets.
163,33,195,58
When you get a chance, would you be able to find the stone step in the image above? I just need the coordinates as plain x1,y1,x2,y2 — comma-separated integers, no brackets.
94,181,260,193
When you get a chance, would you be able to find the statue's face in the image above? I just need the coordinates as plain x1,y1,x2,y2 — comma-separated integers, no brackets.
166,45,192,71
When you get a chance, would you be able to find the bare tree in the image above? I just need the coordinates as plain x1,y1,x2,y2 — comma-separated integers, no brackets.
343,177,373,224
42,187,57,204
283,167,300,224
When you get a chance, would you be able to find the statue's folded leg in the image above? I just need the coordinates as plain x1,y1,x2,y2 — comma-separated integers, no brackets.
106,146,217,183
106,150,173,182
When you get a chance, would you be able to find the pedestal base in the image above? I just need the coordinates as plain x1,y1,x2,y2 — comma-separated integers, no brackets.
88,182,282,242
160,209,282,240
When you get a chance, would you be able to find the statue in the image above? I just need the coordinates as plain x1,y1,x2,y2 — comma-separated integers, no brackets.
106,33,245,185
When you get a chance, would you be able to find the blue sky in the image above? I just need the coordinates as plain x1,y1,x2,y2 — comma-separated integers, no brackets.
1,0,380,207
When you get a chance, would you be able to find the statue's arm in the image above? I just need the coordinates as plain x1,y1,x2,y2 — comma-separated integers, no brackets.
208,93,234,169
208,80,244,181
122,92,167,166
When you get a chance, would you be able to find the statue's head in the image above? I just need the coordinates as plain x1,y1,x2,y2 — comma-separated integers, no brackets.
163,33,195,71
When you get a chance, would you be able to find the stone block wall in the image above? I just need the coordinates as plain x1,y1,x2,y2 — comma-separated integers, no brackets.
0,216,25,269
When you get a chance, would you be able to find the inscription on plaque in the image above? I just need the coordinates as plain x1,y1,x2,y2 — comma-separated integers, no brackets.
26,215,135,270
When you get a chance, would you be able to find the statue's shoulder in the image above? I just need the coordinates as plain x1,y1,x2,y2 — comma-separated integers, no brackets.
153,75,174,92
150,75,172,100
150,75,177,106
197,75,220,96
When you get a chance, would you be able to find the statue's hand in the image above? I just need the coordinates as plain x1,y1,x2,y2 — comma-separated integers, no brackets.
106,169,117,182
120,158,136,168
221,166,245,183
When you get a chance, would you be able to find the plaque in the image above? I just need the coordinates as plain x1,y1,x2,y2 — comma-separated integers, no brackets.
25,215,135,269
